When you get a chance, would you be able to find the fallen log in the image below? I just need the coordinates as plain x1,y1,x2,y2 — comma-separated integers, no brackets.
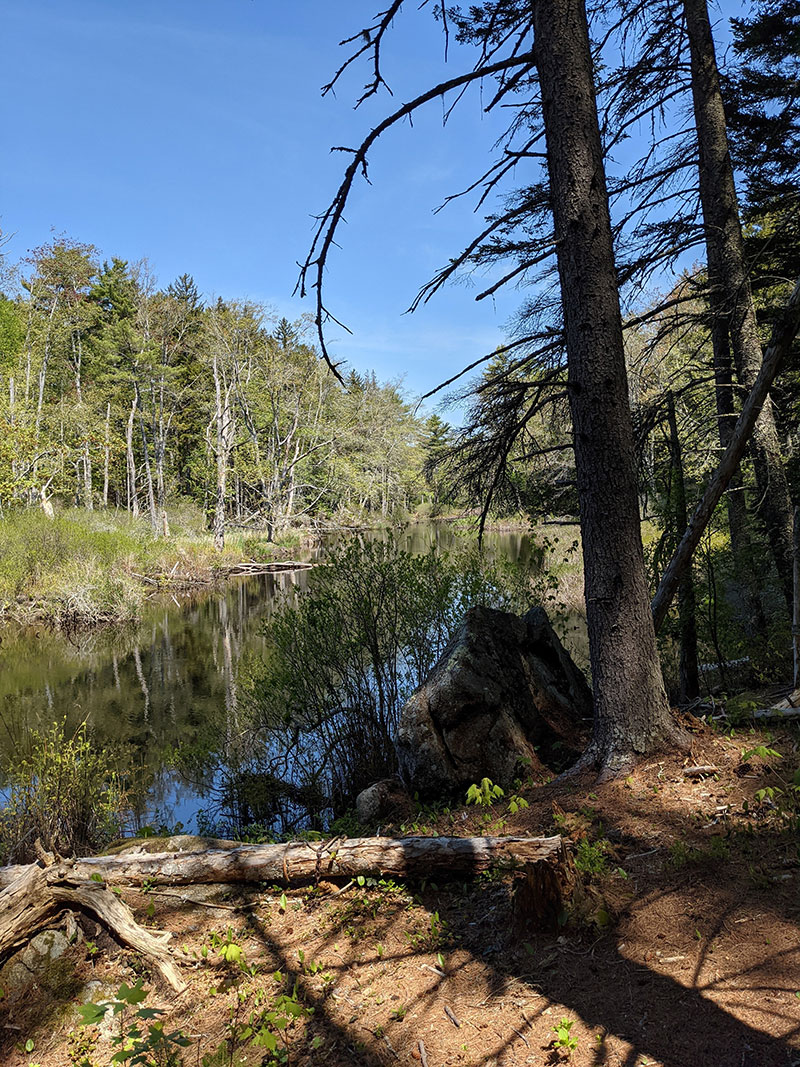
223,560,315,575
752,708,800,723
0,836,566,994
0,862,185,992
749,686,800,722
0,835,564,890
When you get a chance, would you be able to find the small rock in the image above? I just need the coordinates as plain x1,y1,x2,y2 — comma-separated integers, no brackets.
355,779,402,825
28,929,69,962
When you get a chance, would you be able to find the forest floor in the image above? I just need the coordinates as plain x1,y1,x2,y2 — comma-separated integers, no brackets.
2,718,799,1067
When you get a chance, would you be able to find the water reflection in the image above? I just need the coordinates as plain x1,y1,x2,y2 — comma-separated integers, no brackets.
0,524,562,830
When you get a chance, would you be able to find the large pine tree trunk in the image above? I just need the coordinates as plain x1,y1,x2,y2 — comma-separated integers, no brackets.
684,0,795,610
532,0,684,769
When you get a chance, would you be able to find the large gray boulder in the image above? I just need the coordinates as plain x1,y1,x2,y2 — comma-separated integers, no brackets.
395,605,591,797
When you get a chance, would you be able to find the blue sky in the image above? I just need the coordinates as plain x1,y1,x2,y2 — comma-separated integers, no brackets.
1,0,739,406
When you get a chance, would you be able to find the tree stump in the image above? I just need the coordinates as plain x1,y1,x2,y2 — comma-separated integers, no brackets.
512,840,575,933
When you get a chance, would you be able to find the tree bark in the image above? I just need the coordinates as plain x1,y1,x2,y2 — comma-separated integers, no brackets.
0,835,564,890
652,277,800,630
532,0,682,769
0,863,185,992
126,393,139,517
102,401,111,507
684,0,795,609
666,391,700,703
83,440,93,510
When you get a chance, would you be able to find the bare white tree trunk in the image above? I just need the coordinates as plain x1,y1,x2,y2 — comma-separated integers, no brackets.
126,393,140,517
102,402,111,507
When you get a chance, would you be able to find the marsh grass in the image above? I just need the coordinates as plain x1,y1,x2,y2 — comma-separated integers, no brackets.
0,506,296,624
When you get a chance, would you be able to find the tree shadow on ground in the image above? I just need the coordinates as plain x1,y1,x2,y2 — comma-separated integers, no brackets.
217,813,800,1067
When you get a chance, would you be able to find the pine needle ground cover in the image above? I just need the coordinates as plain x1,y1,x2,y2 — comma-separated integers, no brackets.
1,723,798,1067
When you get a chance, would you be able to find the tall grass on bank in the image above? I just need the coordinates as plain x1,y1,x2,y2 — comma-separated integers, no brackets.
199,536,565,836
0,506,296,624
0,509,146,622
0,720,136,864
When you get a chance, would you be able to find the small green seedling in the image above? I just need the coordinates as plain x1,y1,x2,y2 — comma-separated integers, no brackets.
466,778,504,808
551,1017,578,1056
79,980,190,1066
741,745,782,762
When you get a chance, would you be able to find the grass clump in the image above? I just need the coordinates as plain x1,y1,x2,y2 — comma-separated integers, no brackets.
0,508,151,622
0,719,134,863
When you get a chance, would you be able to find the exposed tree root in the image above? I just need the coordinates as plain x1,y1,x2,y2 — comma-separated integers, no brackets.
561,716,693,782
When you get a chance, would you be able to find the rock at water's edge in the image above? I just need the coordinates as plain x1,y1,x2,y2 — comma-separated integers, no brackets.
395,605,591,798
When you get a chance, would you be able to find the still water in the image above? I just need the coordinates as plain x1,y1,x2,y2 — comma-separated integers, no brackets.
0,524,556,831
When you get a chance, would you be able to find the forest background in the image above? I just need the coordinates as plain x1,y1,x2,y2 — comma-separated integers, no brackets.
1,0,798,696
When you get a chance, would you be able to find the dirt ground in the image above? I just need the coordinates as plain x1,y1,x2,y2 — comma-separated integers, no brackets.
2,718,799,1067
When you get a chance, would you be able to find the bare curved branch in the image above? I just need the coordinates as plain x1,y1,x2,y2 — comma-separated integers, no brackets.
298,50,536,377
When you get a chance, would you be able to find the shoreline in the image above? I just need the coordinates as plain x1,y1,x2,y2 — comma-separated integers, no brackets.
0,507,569,629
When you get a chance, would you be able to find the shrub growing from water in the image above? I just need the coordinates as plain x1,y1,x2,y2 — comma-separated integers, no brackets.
0,719,133,862
222,536,552,832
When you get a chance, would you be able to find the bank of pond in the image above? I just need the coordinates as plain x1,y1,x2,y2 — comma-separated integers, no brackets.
0,521,571,853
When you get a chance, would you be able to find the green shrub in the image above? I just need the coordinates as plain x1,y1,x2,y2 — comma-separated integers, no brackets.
0,719,134,863
227,536,548,832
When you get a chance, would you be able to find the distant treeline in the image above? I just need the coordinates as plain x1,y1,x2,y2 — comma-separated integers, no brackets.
0,240,455,543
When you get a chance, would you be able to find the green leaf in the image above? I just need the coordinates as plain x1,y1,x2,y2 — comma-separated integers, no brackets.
253,1029,278,1051
220,943,243,963
135,1007,163,1019
78,1003,108,1026
117,981,147,1005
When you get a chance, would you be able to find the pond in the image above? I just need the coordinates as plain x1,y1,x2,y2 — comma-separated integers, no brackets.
0,523,580,833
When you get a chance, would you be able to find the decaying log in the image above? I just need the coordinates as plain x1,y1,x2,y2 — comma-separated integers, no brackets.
0,862,186,992
752,708,800,722
0,863,58,954
512,839,575,932
50,880,185,992
744,686,800,722
0,836,566,990
0,835,564,890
